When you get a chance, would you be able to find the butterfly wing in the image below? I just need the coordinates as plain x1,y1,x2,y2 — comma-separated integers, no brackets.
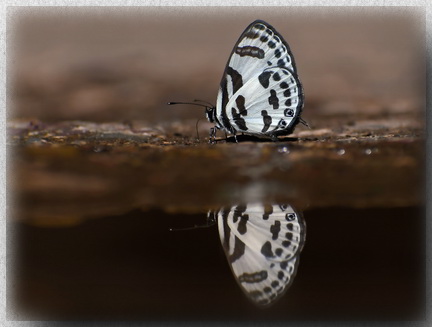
215,20,304,136
216,203,306,306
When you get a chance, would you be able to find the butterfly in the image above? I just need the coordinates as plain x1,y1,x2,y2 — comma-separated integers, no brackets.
169,20,305,143
208,203,306,306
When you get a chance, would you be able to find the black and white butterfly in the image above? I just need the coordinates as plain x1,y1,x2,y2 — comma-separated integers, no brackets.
169,20,305,143
208,203,306,306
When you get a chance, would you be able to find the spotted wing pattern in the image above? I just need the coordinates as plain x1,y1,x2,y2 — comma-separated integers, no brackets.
211,203,306,306
215,20,304,137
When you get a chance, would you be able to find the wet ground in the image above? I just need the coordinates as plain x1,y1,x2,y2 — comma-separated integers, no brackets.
7,115,425,321
7,7,426,322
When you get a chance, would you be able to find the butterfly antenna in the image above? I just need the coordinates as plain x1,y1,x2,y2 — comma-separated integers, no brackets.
193,99,215,107
167,101,209,109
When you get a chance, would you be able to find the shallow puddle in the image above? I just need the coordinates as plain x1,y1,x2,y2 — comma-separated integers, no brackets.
8,118,426,321
10,203,424,321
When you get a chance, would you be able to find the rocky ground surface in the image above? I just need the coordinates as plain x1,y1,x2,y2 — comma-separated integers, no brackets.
8,112,424,227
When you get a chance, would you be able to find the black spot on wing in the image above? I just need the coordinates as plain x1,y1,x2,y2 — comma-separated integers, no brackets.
221,67,244,133
236,95,246,115
285,99,292,106
271,280,279,288
270,220,281,240
263,204,273,220
275,248,283,257
233,204,246,223
227,66,244,94
280,82,288,89
244,30,260,39
268,89,279,109
280,261,288,270
237,214,249,234
278,271,284,280
220,207,246,264
283,88,291,97
232,107,248,131
273,72,281,81
220,208,231,250
220,81,233,133
277,59,284,67
235,46,265,59
282,240,291,248
284,109,294,117
261,241,274,258
261,110,272,133
229,236,246,264
275,49,282,58
268,41,276,49
238,270,268,283
287,223,294,231
260,35,269,42
258,71,272,89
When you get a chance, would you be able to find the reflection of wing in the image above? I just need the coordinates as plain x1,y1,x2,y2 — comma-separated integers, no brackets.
214,204,306,306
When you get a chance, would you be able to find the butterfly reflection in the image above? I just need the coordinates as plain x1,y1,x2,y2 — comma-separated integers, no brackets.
208,203,306,306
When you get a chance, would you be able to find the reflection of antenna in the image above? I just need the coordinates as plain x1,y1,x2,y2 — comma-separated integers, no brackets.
169,219,216,232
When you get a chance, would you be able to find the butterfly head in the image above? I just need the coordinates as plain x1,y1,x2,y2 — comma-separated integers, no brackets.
205,105,217,123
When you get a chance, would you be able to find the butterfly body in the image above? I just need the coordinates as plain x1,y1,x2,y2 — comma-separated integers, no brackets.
207,20,304,142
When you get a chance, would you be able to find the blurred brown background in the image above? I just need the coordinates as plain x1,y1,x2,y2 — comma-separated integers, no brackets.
8,7,425,321
9,6,425,124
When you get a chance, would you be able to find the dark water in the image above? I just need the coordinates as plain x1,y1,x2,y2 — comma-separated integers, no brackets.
11,205,424,321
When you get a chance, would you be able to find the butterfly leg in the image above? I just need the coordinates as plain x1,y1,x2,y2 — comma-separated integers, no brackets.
209,127,217,144
299,118,311,129
270,134,279,142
